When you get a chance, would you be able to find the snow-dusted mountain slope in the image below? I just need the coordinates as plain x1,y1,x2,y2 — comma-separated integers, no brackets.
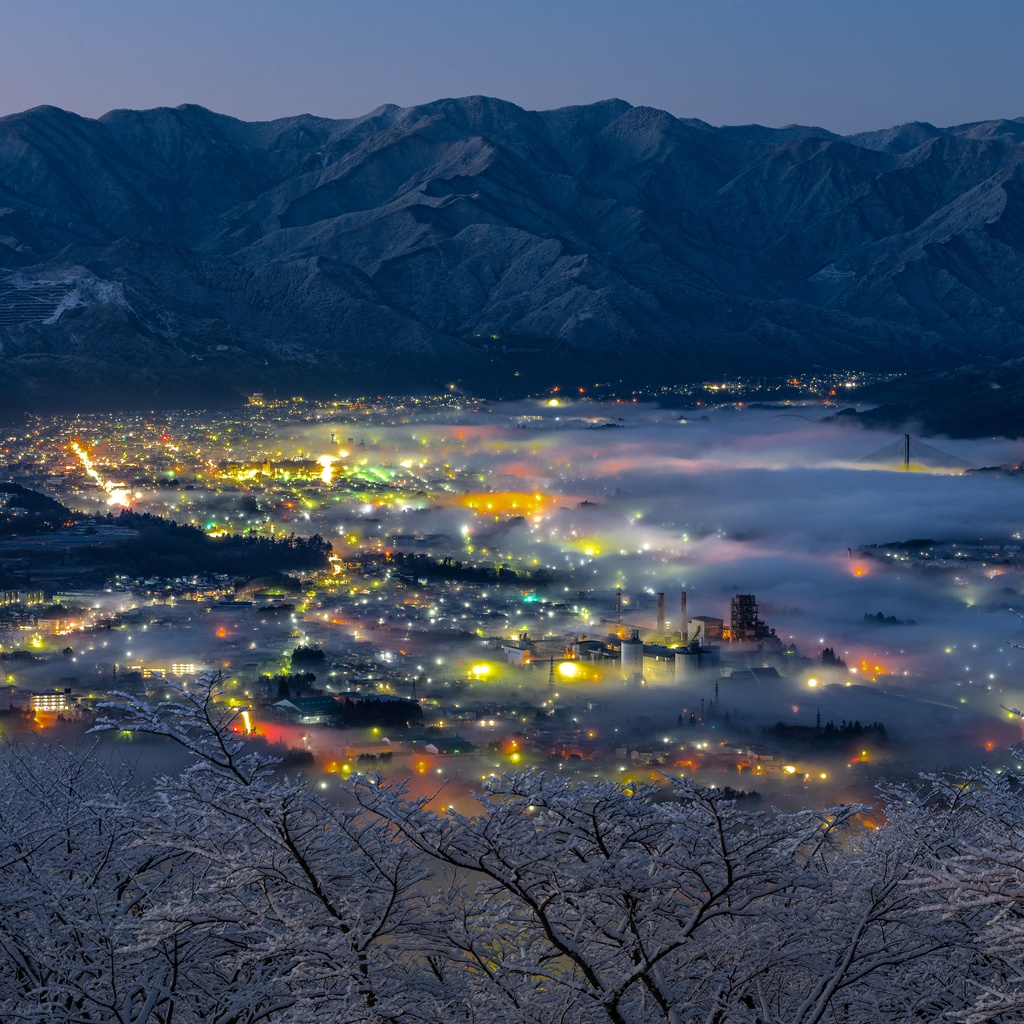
1,97,1023,409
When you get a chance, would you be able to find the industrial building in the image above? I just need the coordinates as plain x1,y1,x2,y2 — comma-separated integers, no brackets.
674,640,721,680
690,615,723,642
614,626,720,685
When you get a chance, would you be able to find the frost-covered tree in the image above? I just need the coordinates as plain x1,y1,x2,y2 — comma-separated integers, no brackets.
358,770,840,1023
0,673,1021,1023
87,676,441,1023
0,739,191,1023
356,771,977,1024
901,765,1024,1024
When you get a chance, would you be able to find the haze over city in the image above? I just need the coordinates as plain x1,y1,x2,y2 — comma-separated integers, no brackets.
6,381,1024,798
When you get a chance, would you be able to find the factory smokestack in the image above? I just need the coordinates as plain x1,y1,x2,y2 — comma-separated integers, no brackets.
657,592,665,633
616,588,622,624
680,591,688,641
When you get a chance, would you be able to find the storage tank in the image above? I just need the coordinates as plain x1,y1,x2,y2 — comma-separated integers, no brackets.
620,629,643,679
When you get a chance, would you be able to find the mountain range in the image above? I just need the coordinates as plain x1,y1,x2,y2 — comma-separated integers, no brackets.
2,96,1024,412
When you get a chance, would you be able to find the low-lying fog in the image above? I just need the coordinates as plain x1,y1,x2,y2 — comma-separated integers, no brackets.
218,398,1022,787
284,399,1024,675
23,398,1024,806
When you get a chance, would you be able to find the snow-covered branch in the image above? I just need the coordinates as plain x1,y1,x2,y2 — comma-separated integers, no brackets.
1,693,1023,1021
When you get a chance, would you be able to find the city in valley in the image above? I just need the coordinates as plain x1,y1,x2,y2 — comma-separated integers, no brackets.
3,375,1024,811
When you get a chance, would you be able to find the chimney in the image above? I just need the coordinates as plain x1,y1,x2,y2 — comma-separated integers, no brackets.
657,592,665,633
680,590,688,641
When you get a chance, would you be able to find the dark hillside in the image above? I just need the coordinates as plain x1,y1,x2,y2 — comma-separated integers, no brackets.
1,99,1023,410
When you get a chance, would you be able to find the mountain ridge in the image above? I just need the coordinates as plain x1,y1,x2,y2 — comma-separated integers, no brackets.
1,96,1023,411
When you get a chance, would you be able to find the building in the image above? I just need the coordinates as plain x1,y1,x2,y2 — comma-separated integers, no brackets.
674,641,721,681
729,594,777,644
569,637,617,663
30,691,72,713
502,632,533,666
268,696,343,725
640,642,677,684
690,616,724,642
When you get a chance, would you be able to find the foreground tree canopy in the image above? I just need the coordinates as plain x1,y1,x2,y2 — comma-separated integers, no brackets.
0,678,1021,1023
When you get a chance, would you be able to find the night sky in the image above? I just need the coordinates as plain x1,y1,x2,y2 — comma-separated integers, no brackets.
1,0,1020,132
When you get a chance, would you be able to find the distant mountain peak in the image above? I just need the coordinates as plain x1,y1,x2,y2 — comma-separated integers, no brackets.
0,96,1022,413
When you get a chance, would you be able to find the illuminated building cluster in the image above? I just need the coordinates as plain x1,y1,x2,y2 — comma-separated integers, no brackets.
1,379,1021,804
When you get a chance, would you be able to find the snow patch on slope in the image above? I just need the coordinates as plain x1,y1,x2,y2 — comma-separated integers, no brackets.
44,277,130,324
